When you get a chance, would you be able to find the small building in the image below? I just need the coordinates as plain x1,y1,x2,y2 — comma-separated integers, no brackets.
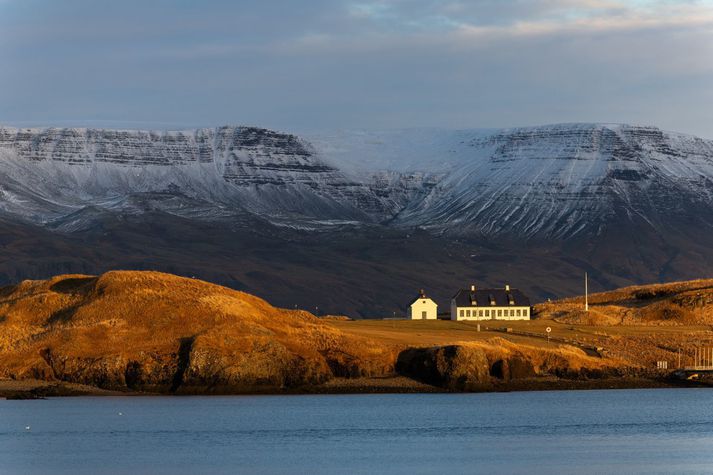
407,289,438,320
450,284,531,321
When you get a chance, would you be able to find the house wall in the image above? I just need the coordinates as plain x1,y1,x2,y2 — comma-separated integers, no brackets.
451,305,530,321
408,299,438,320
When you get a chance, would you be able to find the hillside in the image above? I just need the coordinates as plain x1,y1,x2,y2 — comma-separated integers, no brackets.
535,278,713,325
0,270,640,396
0,271,395,393
5,271,713,397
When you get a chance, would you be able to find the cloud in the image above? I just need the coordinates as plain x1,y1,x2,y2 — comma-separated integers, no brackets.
0,0,712,138
339,0,713,36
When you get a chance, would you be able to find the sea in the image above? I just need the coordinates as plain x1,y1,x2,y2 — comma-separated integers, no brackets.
2,389,713,474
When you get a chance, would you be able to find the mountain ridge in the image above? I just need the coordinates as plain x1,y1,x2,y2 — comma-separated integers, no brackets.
2,122,713,239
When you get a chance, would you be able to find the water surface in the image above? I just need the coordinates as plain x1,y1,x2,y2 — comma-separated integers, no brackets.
2,389,713,474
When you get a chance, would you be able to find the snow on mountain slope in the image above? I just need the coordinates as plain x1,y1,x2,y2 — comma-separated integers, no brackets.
0,126,422,227
2,123,713,240
306,128,487,173
388,124,713,238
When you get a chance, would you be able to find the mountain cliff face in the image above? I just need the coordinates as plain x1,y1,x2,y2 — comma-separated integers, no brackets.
398,124,713,239
0,126,428,228
1,123,713,315
2,123,712,238
310,124,713,239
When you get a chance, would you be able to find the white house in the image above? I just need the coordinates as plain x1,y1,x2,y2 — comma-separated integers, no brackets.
450,284,531,321
407,289,438,320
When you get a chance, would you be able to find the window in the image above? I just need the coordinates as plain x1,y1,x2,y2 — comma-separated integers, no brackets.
485,310,490,317
498,309,503,317
422,311,427,319
516,309,521,317
479,310,484,317
460,309,464,317
510,310,515,317
466,310,471,317
525,308,529,317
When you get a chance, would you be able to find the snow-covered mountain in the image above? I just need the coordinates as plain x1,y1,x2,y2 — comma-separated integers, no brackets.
0,126,433,230
1,123,713,239
384,123,713,238
2,122,713,314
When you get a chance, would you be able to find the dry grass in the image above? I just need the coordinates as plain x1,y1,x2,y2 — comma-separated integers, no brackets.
3,271,708,393
465,337,609,370
331,313,713,371
0,271,395,389
535,278,713,325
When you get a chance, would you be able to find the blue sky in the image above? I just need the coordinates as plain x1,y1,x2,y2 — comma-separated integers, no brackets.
1,0,712,137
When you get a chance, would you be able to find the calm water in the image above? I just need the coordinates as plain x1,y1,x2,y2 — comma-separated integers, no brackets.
2,389,713,474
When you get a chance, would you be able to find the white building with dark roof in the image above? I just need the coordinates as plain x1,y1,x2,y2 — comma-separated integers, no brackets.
407,289,438,320
450,284,531,321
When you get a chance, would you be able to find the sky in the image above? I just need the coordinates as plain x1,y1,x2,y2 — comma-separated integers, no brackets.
1,0,712,137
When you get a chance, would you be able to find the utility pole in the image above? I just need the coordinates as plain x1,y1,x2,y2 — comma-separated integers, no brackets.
585,272,589,312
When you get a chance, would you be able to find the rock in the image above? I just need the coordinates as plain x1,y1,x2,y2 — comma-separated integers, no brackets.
396,345,491,391
490,356,536,381
508,356,536,379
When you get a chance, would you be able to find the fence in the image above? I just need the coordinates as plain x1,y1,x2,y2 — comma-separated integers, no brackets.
685,347,713,371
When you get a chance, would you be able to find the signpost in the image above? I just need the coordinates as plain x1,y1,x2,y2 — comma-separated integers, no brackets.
546,326,551,343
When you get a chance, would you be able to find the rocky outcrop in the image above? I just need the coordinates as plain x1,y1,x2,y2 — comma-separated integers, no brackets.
396,345,491,391
489,356,536,381
394,338,614,391
394,346,541,390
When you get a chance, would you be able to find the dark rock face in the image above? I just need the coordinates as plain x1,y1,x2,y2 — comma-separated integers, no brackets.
489,357,536,381
396,344,616,390
396,346,491,390
38,347,178,392
27,341,391,394
0,127,213,165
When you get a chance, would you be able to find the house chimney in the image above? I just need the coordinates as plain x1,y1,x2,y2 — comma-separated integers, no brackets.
470,284,475,292
505,284,510,292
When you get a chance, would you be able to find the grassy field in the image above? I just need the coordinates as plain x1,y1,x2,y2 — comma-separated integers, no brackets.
332,318,712,344
331,317,713,370
330,278,713,370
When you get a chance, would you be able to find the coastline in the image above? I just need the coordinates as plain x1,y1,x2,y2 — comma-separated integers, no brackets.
0,379,137,399
1,375,695,399
3,273,713,400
